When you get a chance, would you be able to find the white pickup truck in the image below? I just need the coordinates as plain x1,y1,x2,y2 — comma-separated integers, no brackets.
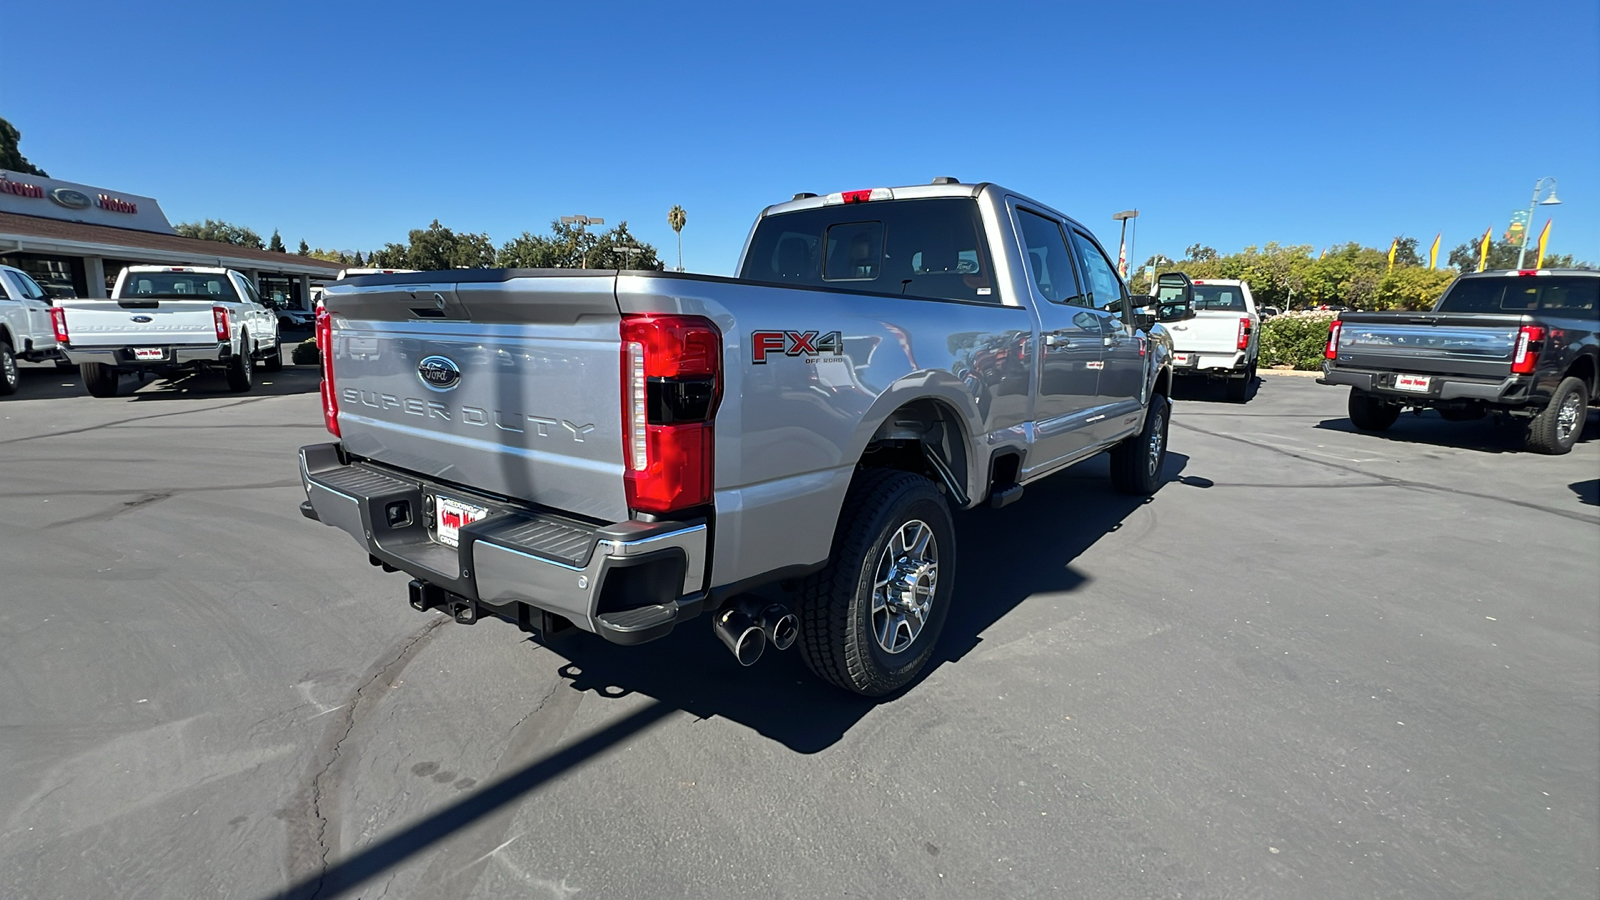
0,263,71,395
1167,278,1260,401
56,265,281,397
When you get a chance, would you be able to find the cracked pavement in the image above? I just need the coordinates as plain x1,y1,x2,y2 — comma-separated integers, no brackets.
0,364,1595,900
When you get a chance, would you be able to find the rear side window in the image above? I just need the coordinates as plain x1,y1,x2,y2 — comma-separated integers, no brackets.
741,198,997,303
1437,277,1600,315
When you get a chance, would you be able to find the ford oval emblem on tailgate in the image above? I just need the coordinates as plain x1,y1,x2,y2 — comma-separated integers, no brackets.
417,355,462,391
131,315,153,323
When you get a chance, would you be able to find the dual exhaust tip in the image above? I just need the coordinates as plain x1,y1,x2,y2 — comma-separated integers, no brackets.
713,601,797,666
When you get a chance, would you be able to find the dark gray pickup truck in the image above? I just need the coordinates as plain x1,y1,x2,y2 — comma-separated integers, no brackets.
1320,269,1598,454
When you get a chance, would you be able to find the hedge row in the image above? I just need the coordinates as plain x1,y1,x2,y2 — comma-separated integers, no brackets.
1258,312,1336,371
290,337,320,366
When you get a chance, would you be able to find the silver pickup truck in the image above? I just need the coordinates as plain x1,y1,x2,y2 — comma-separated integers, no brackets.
299,180,1193,695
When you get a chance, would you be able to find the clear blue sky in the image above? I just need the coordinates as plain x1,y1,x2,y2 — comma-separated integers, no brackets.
8,0,1597,273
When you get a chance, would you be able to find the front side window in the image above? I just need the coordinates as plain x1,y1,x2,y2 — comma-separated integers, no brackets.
1070,230,1126,311
740,198,997,303
1016,209,1081,305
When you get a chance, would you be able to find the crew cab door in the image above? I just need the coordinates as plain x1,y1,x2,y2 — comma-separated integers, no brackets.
1070,227,1145,436
229,272,277,353
1012,205,1104,472
1,269,56,350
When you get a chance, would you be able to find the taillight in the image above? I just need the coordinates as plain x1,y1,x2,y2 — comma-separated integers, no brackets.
212,306,230,341
1237,317,1252,350
316,306,340,437
1511,325,1545,375
50,307,69,345
620,314,722,514
1324,319,1342,360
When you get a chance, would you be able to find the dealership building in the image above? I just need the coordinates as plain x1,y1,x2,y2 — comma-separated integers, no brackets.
0,168,341,307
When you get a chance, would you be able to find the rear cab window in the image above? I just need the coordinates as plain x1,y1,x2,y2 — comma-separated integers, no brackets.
122,272,241,301
740,198,999,304
1436,277,1600,315
1192,284,1249,312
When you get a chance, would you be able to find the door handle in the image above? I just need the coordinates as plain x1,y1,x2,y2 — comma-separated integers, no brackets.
1044,333,1075,349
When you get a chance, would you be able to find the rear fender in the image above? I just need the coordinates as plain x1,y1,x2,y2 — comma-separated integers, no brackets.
846,375,984,508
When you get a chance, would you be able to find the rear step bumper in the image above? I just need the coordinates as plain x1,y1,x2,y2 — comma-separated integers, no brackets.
1319,366,1528,403
62,342,228,367
298,442,707,645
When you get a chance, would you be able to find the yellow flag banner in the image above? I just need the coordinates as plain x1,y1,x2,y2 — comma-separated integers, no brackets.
1535,220,1551,269
1429,233,1441,270
1477,227,1492,272
1387,239,1398,271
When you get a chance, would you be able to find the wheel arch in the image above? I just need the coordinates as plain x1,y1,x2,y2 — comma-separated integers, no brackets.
850,387,984,510
1563,351,1598,396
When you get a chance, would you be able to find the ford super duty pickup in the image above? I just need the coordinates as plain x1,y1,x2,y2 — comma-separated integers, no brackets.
299,180,1195,695
1320,268,1598,454
55,265,282,397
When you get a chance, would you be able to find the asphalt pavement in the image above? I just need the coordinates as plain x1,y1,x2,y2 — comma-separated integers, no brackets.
1,363,1595,900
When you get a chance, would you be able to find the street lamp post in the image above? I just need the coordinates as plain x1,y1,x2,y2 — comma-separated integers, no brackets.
561,215,605,269
1112,209,1139,280
1515,178,1560,270
613,245,644,271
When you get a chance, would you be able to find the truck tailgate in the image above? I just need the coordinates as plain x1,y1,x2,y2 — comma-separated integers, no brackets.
1169,311,1245,353
1336,312,1524,378
324,273,629,522
61,299,219,347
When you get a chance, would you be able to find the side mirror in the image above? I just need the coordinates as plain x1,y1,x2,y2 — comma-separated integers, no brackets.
1132,308,1157,331
1151,271,1195,324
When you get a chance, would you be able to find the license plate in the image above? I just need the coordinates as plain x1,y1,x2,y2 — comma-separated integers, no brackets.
1173,352,1195,367
1393,373,1431,393
133,348,164,361
434,496,487,548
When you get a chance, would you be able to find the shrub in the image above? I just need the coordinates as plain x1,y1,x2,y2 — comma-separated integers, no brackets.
1258,312,1336,370
290,337,320,366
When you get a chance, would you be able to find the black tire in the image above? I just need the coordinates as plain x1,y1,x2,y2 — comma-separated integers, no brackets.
795,469,956,697
81,362,120,398
0,341,17,396
262,339,284,373
226,334,254,393
1348,388,1400,431
1438,406,1486,422
1524,376,1588,455
1110,393,1171,495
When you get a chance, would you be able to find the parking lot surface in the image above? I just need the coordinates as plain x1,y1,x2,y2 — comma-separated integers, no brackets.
1,364,1595,900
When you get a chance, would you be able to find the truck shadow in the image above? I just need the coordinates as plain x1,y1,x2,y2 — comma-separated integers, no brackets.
1573,479,1599,506
535,451,1190,755
119,365,323,401
1311,408,1599,454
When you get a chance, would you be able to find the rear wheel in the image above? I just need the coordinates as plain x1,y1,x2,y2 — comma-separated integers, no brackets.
1110,393,1170,495
795,469,955,697
0,341,17,396
262,339,283,372
1348,388,1400,431
81,362,120,398
1524,376,1588,455
226,334,254,393
1225,363,1254,403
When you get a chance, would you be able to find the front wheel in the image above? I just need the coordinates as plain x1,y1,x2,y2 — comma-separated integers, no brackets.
1110,393,1170,495
0,341,17,396
226,335,254,393
796,470,955,697
262,339,283,373
1348,388,1400,431
1525,376,1588,455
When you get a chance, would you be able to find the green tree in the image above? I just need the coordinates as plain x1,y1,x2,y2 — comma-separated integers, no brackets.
351,250,365,266
0,117,46,176
297,238,310,256
268,229,285,253
1184,244,1217,262
668,205,687,271
1447,236,1583,271
389,220,495,270
175,219,266,249
1372,267,1456,310
1388,236,1421,268
498,219,663,270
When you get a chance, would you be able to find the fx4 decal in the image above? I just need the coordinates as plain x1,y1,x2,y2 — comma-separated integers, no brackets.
751,330,843,364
